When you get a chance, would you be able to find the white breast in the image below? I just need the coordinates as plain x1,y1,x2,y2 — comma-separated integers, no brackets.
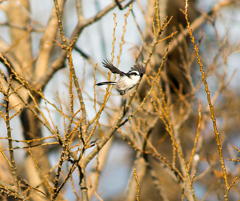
116,75,140,91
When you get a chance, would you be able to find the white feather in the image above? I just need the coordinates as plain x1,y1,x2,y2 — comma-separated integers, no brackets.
116,74,140,92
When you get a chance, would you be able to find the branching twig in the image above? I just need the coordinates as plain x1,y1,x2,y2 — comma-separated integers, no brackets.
184,0,229,200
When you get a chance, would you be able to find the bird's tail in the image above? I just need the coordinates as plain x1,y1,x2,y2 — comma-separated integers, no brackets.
96,81,116,86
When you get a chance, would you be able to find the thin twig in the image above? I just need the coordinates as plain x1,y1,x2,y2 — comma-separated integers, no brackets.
184,0,229,200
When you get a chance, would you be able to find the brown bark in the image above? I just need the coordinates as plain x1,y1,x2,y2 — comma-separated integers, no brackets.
6,0,33,78
135,0,200,200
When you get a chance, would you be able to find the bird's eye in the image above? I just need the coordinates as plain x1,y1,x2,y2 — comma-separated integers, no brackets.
131,72,138,76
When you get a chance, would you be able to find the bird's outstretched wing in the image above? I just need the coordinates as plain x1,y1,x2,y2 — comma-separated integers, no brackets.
131,64,145,76
102,59,126,76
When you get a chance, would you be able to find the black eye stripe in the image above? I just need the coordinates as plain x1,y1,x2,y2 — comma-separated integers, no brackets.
128,71,139,76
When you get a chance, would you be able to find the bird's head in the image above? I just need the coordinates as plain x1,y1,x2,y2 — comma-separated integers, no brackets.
128,70,140,77
130,64,145,77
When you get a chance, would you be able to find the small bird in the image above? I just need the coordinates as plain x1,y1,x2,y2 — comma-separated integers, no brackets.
96,59,145,95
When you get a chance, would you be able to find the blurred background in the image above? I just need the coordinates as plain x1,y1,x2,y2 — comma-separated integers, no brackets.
0,0,240,201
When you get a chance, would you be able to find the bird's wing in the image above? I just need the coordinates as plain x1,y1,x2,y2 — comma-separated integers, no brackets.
131,64,145,75
102,59,126,76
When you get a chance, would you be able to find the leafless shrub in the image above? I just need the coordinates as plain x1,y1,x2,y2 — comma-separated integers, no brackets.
0,0,239,201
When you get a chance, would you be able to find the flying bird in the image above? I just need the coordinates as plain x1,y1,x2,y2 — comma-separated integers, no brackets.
96,59,145,95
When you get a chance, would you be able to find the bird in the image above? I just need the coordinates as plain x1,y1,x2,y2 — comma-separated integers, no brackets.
96,59,145,95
